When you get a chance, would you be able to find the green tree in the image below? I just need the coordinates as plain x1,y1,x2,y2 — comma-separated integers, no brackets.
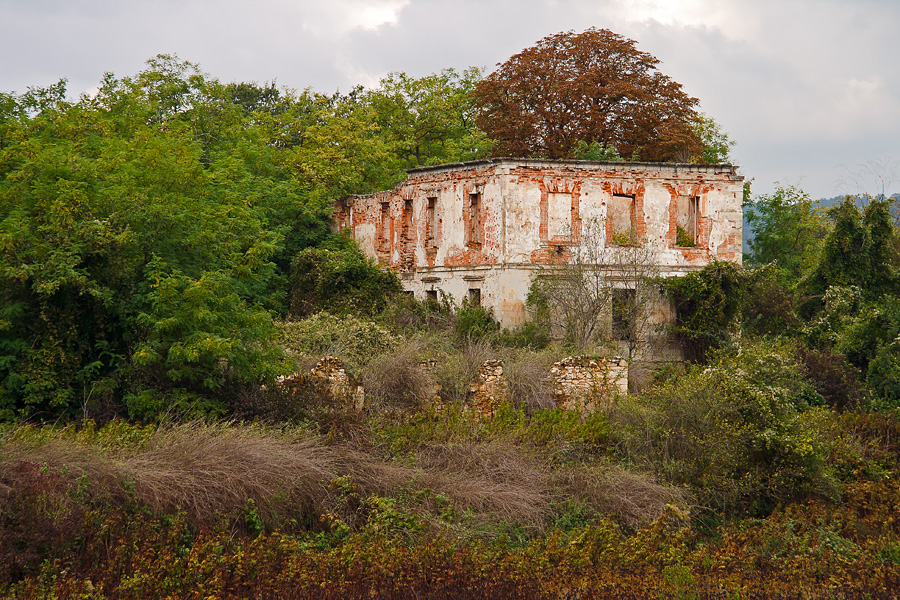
691,113,735,164
744,185,829,284
288,242,402,318
0,56,350,420
662,260,752,362
366,69,492,174
799,197,899,316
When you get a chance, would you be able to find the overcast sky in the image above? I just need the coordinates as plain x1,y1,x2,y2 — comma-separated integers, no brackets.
1,0,897,199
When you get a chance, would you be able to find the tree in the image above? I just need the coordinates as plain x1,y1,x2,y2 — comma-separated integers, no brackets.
744,185,830,284
527,219,661,358
0,56,347,420
365,69,492,173
473,28,702,162
799,196,899,316
662,260,752,363
691,113,735,164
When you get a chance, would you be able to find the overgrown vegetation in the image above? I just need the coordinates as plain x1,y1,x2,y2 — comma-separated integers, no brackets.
3,38,900,600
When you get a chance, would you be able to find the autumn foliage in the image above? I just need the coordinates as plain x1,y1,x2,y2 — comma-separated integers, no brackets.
473,28,703,162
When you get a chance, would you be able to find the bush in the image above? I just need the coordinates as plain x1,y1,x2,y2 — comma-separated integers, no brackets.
277,313,399,372
661,260,751,363
361,340,434,409
609,339,836,515
289,244,402,318
434,339,496,405
493,321,551,350
797,347,867,411
379,293,455,336
454,300,500,343
501,350,556,412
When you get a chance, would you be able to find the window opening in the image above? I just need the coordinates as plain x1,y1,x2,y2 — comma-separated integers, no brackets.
675,195,699,247
403,199,413,235
547,192,573,240
608,194,635,245
468,288,481,306
426,197,437,249
381,202,390,241
612,288,635,341
467,192,481,247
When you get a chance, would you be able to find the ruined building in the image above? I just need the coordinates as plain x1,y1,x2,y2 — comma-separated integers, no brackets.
335,158,743,355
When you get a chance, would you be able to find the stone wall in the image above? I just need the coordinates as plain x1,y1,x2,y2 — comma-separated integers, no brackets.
466,360,507,417
549,356,628,413
277,356,365,409
279,354,627,416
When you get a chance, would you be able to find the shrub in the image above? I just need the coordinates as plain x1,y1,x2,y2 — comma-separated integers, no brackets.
289,244,402,318
435,339,496,405
277,313,399,372
797,347,866,411
379,293,455,336
501,350,556,412
609,339,836,515
661,260,751,363
454,300,500,343
493,321,551,350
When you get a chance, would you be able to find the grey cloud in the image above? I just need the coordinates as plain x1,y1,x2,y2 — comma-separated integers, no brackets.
1,0,897,198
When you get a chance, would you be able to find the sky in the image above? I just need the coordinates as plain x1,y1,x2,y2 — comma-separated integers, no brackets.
1,0,898,200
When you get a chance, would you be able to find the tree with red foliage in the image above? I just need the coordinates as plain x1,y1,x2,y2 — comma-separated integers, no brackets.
473,28,703,162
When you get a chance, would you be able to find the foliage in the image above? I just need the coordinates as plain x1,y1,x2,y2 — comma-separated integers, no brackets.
288,242,402,318
690,113,735,164
5,405,900,599
360,339,433,409
661,260,752,363
492,322,552,350
528,220,660,356
365,68,492,173
454,300,500,343
744,185,829,284
0,57,329,419
834,296,900,407
740,264,802,337
573,140,624,162
378,292,455,337
796,347,866,412
473,27,702,162
610,340,834,515
277,313,399,372
799,197,899,316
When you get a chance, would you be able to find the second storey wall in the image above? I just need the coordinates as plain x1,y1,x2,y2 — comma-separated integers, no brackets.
337,161,743,277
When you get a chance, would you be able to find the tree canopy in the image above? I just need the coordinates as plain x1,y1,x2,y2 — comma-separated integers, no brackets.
473,28,703,162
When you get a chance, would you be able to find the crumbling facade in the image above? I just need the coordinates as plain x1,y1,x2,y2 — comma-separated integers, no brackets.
336,158,742,351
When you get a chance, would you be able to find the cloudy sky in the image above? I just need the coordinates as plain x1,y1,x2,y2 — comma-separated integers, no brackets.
1,0,897,199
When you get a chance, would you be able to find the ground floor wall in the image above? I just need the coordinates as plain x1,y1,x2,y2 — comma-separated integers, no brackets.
401,264,685,362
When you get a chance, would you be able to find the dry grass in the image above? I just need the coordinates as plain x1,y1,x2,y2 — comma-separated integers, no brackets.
0,417,691,539
0,423,555,534
435,339,496,405
120,424,337,527
415,440,551,527
553,465,690,529
360,339,433,409
502,350,557,412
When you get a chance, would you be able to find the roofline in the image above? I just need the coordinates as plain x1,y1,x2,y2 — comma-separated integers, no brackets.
406,157,741,178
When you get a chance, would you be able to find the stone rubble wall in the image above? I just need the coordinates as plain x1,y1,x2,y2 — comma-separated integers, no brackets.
278,354,627,415
277,356,365,409
549,356,628,413
466,360,507,417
